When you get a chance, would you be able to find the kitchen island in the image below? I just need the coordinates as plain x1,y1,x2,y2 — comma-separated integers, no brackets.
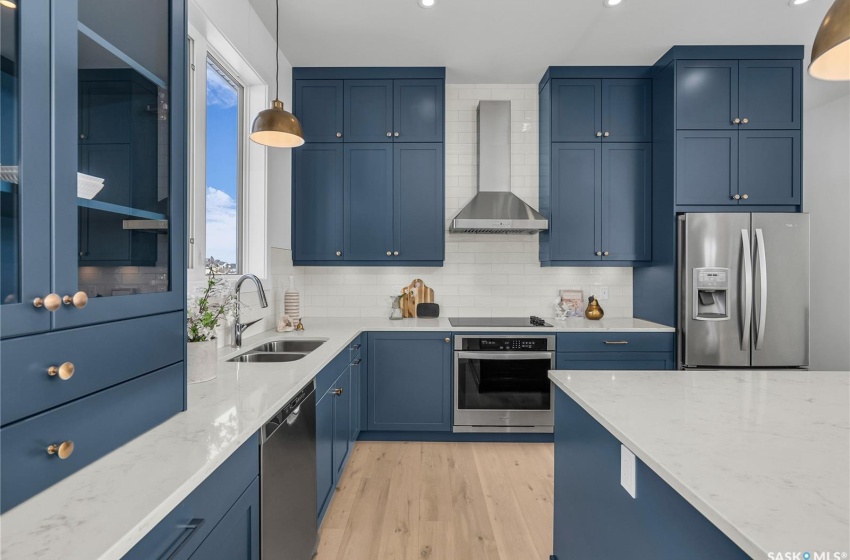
549,369,850,560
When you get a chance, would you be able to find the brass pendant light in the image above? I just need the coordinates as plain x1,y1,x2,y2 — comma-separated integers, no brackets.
809,0,850,81
250,0,305,147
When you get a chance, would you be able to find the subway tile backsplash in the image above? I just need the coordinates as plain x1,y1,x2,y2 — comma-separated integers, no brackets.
280,85,633,320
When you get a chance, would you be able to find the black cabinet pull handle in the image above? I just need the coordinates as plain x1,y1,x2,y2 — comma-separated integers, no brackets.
162,518,205,560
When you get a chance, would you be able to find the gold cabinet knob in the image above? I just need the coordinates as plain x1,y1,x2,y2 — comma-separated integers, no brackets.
596,131,603,137
335,251,342,257
393,251,399,256
386,251,392,256
444,337,450,343
63,291,88,309
34,293,61,311
603,251,610,256
741,117,748,124
741,193,749,200
732,117,741,124
595,251,603,256
332,387,343,396
47,441,74,459
732,194,741,200
48,362,75,380
603,132,610,137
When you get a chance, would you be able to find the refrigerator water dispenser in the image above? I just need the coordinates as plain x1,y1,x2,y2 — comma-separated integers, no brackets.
693,268,729,320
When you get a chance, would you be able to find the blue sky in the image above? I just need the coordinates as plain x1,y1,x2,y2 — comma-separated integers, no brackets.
205,61,239,265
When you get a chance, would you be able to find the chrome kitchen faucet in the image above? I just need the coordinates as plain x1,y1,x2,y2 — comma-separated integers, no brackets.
233,274,269,347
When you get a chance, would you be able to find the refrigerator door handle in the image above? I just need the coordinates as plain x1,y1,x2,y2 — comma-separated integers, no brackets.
740,229,753,351
754,228,768,350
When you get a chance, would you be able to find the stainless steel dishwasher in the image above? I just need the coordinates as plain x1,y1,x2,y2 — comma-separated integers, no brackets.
261,381,317,560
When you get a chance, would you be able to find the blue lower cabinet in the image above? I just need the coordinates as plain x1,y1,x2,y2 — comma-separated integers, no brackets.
332,366,352,481
367,332,452,432
555,333,675,371
350,357,362,444
123,436,259,560
1,363,184,513
556,352,675,371
316,390,335,524
553,392,748,559
187,477,260,560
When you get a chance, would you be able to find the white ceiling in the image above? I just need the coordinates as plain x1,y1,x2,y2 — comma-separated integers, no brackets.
249,0,850,107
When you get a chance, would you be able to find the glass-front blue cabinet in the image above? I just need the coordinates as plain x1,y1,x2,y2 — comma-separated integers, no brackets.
0,0,186,513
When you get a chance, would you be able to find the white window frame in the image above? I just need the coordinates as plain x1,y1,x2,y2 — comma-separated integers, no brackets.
187,16,269,280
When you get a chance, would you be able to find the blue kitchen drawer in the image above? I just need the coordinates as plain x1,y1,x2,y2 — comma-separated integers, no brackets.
556,352,675,371
0,362,184,513
123,435,259,560
0,311,184,426
556,332,674,353
316,348,352,399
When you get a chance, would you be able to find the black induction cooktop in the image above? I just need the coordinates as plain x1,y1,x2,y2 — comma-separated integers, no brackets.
448,316,553,328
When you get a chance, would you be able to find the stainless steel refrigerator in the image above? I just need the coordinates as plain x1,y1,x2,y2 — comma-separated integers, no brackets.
678,213,809,369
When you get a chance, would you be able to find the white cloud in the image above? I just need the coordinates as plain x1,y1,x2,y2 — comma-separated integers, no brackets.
206,64,238,109
206,186,237,264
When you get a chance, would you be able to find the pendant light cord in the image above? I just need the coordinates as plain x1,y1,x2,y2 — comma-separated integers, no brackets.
275,0,280,101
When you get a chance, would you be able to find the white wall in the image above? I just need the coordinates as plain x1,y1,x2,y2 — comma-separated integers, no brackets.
293,85,633,319
803,87,850,371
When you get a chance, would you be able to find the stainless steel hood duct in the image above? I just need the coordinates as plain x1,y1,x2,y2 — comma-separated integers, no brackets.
450,100,548,234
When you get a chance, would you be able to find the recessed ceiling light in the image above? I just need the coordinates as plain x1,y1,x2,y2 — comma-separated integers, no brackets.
789,0,810,5
604,0,622,7
418,0,436,8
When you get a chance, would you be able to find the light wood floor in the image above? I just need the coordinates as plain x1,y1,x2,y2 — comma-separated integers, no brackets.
316,441,554,560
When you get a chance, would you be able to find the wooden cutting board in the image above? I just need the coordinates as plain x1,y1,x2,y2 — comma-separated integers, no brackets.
401,279,434,318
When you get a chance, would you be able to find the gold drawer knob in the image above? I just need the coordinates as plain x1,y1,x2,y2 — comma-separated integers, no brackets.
48,362,75,380
34,293,61,311
445,337,450,343
63,291,88,309
332,387,344,396
47,441,74,459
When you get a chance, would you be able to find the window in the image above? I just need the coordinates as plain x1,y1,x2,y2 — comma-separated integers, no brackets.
204,56,243,274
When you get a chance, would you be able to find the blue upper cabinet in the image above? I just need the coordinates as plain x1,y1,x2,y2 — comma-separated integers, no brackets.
676,130,739,206
394,144,444,262
1,0,53,338
664,48,804,209
540,67,653,266
344,80,393,142
292,69,445,266
602,79,652,143
548,144,602,262
738,130,801,206
295,80,344,142
675,60,739,129
294,145,344,262
367,332,452,432
738,60,801,130
551,79,602,142
393,79,444,142
601,144,652,261
344,144,394,261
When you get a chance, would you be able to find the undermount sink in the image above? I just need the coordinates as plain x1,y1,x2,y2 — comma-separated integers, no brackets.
228,352,308,363
252,339,327,353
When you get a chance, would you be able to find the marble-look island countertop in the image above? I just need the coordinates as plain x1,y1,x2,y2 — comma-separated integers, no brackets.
549,369,850,559
0,316,670,560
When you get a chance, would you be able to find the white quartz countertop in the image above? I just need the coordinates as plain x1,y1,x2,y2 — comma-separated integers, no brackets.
549,369,850,559
0,316,671,560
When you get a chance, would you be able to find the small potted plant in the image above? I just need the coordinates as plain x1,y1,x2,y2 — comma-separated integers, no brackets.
187,271,237,383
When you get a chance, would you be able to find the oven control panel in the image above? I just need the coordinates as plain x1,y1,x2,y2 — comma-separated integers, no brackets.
459,337,554,351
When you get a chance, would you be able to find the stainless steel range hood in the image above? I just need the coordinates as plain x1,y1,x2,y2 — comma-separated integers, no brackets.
450,100,548,234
